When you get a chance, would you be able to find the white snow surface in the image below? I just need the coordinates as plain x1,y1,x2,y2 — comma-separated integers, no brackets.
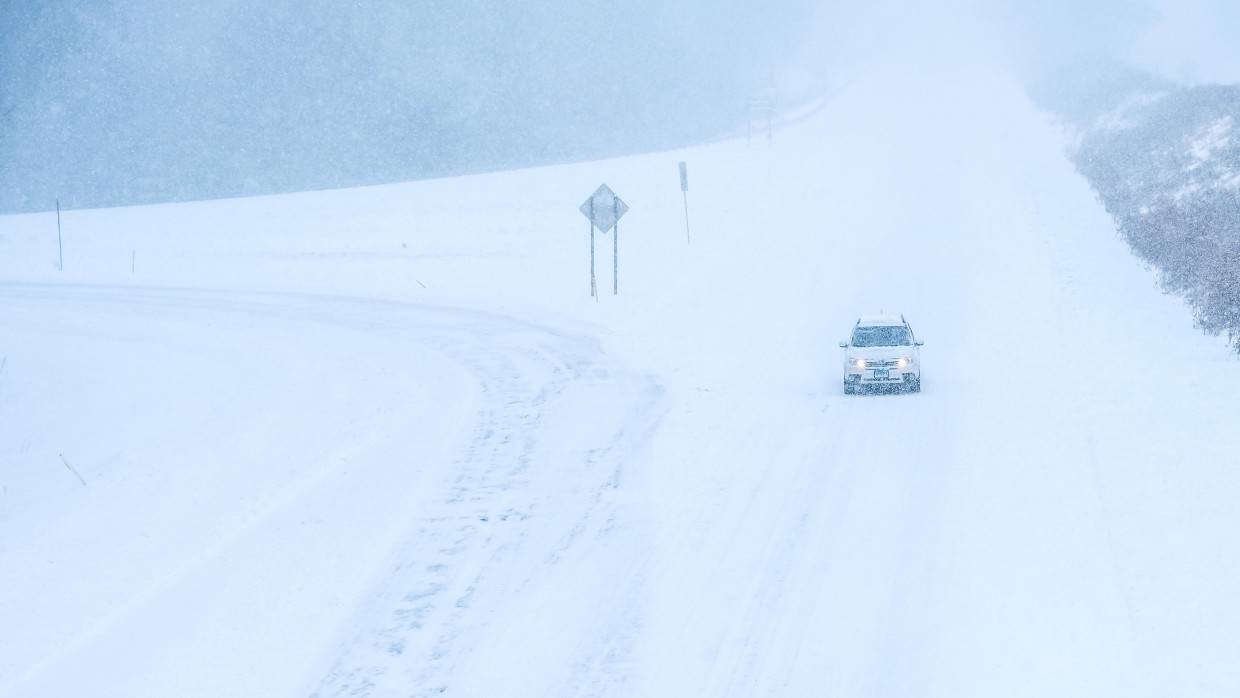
3,67,1240,697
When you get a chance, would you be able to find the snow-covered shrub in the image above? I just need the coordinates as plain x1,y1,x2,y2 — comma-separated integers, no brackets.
1055,75,1240,352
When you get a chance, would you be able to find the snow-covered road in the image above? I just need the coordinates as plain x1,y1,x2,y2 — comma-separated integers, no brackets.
3,65,1240,697
623,70,1240,697
0,286,660,697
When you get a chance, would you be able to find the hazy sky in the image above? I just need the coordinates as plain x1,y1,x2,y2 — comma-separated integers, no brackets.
1133,0,1240,83
791,0,1239,85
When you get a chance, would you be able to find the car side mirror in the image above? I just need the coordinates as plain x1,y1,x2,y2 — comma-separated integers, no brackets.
915,341,924,346
838,341,849,348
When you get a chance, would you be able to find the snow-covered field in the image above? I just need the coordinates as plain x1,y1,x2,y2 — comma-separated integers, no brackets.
4,65,1240,697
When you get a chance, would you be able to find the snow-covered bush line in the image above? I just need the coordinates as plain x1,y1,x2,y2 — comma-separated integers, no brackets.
1067,80,1240,352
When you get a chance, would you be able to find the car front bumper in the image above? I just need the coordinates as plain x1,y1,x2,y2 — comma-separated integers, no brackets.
845,370,919,385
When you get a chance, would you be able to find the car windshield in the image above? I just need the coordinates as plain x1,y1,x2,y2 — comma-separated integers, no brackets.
851,325,912,347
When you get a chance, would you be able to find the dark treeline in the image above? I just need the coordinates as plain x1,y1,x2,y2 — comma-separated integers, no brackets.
0,2,813,213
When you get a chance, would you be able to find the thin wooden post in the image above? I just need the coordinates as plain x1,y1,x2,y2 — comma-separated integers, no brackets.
683,190,691,245
56,198,63,271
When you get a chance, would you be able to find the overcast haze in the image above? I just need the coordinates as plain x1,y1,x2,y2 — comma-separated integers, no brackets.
0,1,1235,213
0,1,812,212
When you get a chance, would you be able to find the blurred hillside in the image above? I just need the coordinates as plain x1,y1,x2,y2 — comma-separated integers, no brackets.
0,2,813,213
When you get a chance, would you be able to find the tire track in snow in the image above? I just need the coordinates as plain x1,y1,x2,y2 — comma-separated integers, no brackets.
0,283,663,698
313,327,662,698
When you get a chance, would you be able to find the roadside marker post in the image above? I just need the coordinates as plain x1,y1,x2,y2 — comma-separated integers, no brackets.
747,97,774,146
56,198,63,271
679,161,691,245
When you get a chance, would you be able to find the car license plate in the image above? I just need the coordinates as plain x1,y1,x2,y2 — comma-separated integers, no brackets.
873,368,889,379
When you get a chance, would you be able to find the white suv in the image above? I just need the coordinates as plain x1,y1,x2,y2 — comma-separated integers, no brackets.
840,315,923,394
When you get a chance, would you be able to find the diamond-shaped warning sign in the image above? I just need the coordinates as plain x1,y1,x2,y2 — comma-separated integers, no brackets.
579,184,629,233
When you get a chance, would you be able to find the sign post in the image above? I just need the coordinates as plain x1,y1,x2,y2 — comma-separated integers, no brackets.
678,161,691,245
56,198,63,271
579,184,628,297
589,200,597,298
613,197,619,294
747,97,774,145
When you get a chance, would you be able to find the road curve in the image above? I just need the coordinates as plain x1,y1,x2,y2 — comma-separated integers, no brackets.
0,283,662,698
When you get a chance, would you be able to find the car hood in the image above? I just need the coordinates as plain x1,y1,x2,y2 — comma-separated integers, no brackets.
844,346,918,360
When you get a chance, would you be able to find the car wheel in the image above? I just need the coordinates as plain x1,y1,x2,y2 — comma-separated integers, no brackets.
844,384,856,395
908,378,921,393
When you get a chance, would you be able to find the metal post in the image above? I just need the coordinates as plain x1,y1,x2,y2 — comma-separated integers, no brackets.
682,190,691,245
56,198,63,271
589,199,597,299
679,162,691,245
613,198,619,295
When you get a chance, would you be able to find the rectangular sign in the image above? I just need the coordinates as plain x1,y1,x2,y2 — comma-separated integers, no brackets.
678,161,689,192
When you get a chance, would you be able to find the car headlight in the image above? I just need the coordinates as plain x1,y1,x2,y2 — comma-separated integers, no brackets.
896,357,910,368
850,358,865,370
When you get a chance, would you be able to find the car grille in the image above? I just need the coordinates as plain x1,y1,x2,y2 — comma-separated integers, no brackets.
864,359,900,368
